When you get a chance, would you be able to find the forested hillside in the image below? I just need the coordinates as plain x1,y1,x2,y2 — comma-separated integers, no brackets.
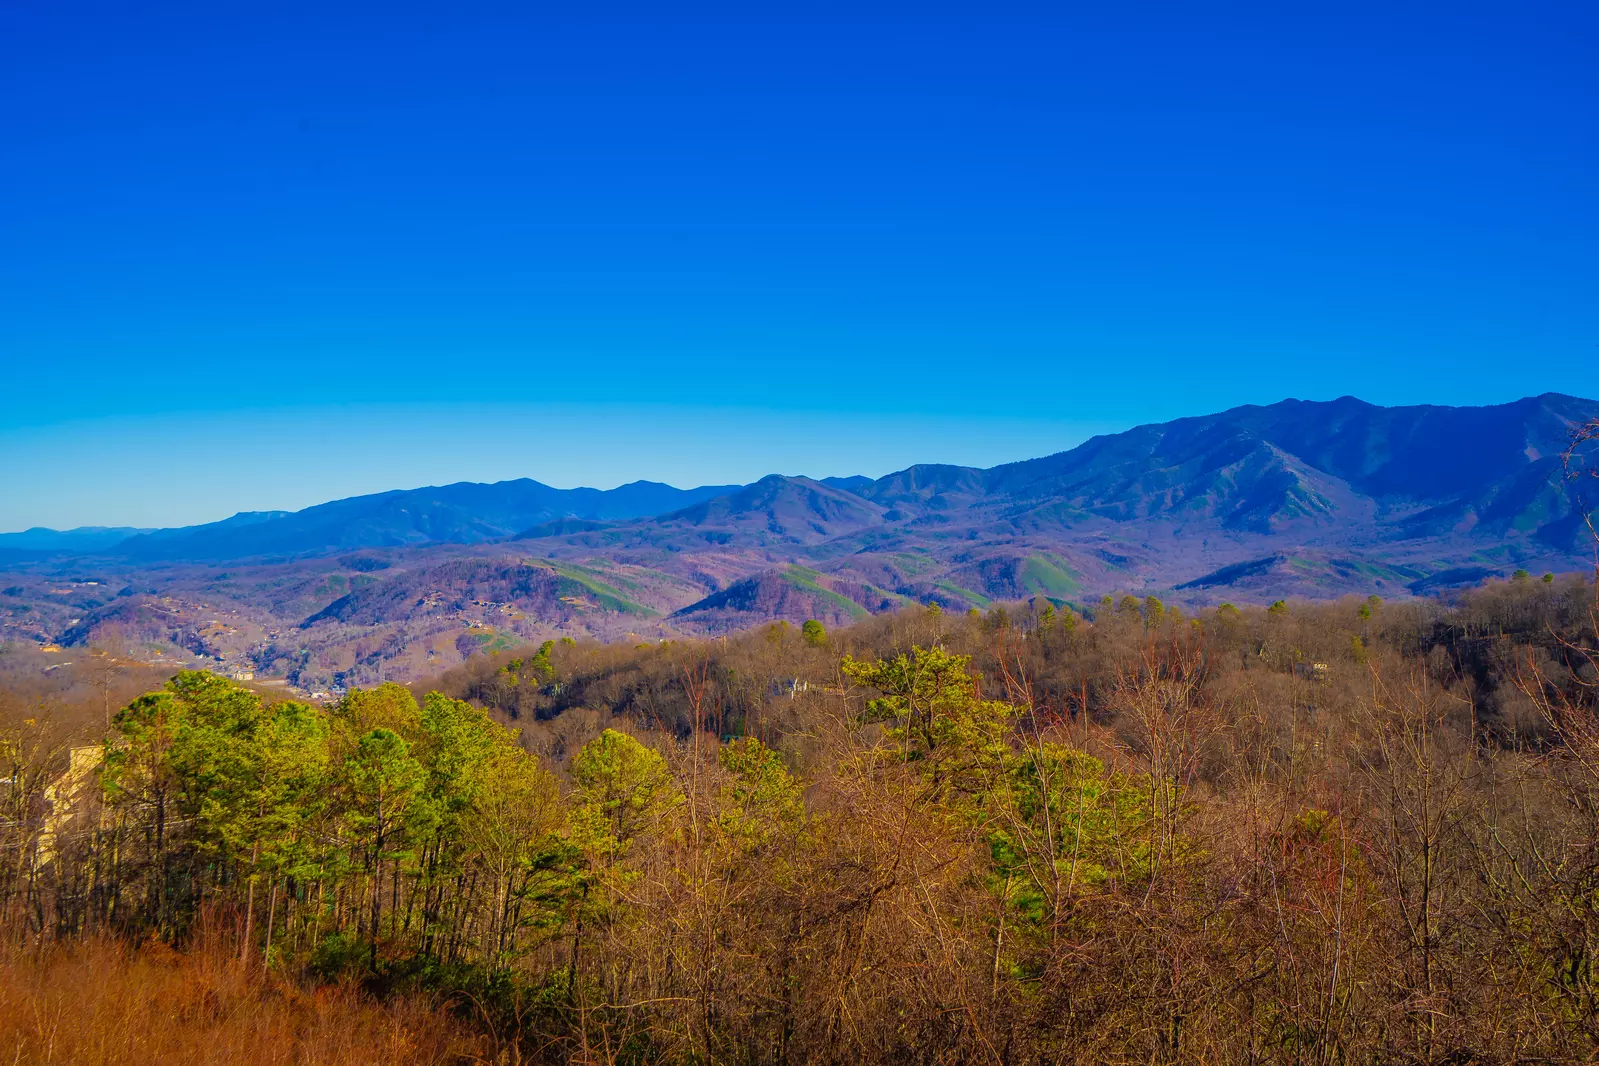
5,570,1599,1063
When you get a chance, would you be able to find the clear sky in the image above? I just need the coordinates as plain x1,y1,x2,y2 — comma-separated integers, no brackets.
2,5,1595,531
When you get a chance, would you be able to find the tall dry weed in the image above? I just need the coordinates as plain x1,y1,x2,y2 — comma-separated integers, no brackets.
0,935,485,1066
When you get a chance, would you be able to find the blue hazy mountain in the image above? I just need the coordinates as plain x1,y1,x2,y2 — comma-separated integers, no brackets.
832,392,1598,544
12,393,1598,570
81,480,743,561
0,526,153,552
0,525,157,564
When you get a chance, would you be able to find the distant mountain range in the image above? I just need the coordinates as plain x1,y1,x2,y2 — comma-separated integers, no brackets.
0,526,154,553
4,393,1595,690
2,480,742,563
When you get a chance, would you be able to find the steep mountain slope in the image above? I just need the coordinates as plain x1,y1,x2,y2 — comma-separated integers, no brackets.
979,393,1592,542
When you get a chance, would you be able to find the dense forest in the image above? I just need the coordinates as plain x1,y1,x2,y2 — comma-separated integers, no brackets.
4,569,1599,1064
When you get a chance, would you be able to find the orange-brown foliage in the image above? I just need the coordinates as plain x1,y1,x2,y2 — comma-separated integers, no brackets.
0,932,483,1066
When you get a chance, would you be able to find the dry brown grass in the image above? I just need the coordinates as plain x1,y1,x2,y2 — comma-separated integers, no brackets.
0,936,486,1066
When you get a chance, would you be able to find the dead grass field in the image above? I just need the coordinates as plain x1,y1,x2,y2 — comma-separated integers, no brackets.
0,935,484,1066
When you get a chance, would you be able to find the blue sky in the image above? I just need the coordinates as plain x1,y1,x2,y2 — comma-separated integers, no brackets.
2,5,1595,530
